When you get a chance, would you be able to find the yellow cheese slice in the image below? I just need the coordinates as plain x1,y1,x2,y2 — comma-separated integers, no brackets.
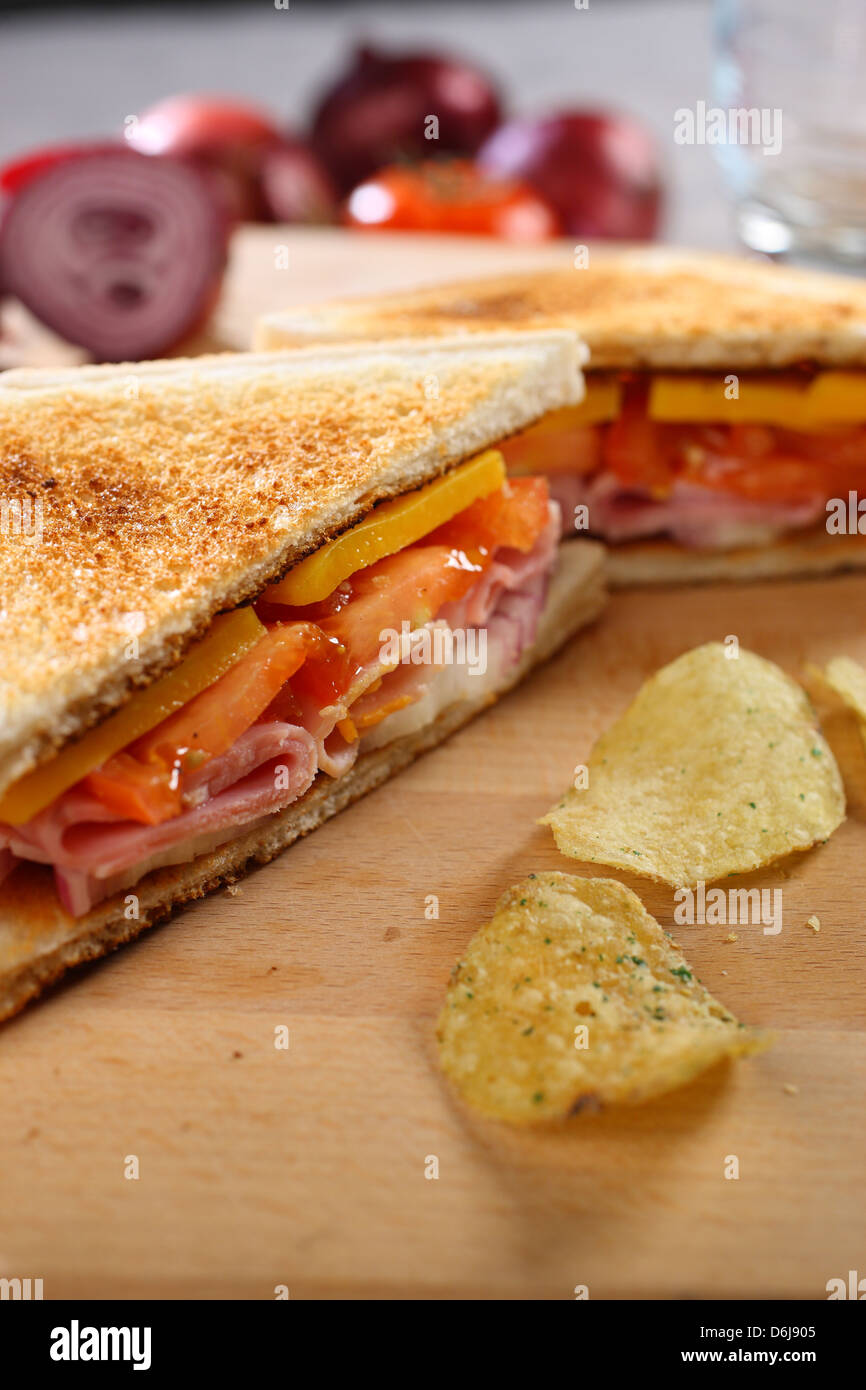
649,370,866,431
805,371,866,425
265,448,506,608
560,376,622,427
515,377,620,436
0,607,265,826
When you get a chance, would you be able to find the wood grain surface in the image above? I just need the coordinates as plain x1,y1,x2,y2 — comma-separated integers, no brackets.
1,230,864,1301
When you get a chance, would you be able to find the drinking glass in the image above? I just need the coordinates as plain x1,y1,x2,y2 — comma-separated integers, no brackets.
714,0,866,266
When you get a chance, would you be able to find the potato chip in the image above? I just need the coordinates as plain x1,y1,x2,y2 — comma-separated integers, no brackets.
541,643,844,887
436,872,767,1123
821,656,866,753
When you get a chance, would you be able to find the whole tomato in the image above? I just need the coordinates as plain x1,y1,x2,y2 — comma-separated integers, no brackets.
343,159,562,240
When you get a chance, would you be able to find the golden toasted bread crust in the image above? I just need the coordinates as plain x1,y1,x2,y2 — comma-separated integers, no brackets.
0,543,605,1023
0,334,585,795
255,249,866,369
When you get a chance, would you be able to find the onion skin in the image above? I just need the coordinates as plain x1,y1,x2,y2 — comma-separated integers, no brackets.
311,43,502,195
478,110,664,241
0,146,229,361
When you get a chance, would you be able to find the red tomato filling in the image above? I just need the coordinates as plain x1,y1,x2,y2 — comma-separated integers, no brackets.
505,379,866,504
85,621,322,825
81,478,550,826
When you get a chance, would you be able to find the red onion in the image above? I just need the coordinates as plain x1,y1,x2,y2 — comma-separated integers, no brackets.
311,43,502,195
260,139,337,224
0,146,229,361
127,95,283,221
478,110,663,241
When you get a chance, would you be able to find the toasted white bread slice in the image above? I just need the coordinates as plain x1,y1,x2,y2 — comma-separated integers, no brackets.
0,332,587,796
254,248,866,370
0,542,605,1023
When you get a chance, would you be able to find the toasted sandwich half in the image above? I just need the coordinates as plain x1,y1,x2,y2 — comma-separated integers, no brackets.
0,334,605,1021
256,248,866,585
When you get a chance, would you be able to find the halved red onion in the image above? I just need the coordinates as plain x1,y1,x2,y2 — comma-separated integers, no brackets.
0,145,229,361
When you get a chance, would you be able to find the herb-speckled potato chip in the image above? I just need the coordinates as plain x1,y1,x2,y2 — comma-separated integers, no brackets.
821,657,866,752
436,872,767,1123
541,643,844,887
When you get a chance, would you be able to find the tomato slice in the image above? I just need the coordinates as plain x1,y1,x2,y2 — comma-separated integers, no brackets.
135,622,319,765
691,452,826,503
280,477,551,710
84,623,320,824
604,383,675,492
85,753,183,826
787,424,866,467
690,425,866,501
287,544,490,712
601,384,866,503
502,423,602,477
423,476,551,553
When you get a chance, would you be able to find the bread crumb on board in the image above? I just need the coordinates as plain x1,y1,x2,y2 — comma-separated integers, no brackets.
805,914,821,933
724,932,738,943
783,1083,799,1096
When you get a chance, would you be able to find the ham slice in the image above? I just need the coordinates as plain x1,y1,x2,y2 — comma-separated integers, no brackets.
440,500,558,631
54,817,274,919
547,470,825,548
3,723,316,916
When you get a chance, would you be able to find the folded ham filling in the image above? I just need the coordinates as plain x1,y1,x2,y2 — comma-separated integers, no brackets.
546,471,826,549
0,505,560,916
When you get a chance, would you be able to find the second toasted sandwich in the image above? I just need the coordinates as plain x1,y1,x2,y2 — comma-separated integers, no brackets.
256,249,866,585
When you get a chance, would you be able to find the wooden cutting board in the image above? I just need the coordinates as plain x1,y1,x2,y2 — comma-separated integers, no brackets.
0,230,864,1301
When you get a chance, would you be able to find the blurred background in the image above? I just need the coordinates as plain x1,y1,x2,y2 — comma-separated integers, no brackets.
2,0,864,365
0,0,726,246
